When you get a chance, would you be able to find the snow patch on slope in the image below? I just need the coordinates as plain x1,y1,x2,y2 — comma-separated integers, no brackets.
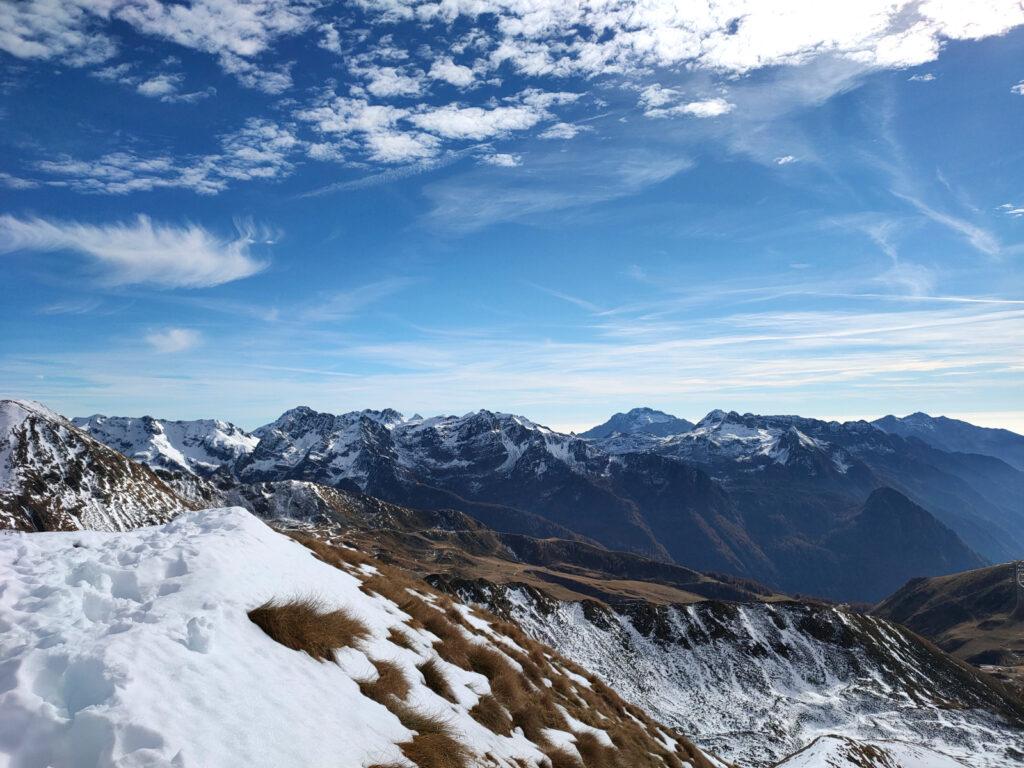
0,509,710,768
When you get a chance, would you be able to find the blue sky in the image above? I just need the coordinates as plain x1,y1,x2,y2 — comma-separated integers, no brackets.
1,1,1023,432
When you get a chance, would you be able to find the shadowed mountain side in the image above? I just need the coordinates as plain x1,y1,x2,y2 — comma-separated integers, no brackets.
875,561,1024,667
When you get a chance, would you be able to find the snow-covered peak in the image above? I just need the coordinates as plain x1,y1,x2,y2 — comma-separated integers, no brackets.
2,400,194,531
581,407,694,439
73,414,258,476
0,508,715,768
0,398,65,431
695,409,732,428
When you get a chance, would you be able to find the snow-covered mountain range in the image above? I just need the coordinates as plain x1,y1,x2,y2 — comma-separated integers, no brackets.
3,398,1023,767
72,413,258,476
8,400,1012,601
580,407,694,439
874,412,1024,472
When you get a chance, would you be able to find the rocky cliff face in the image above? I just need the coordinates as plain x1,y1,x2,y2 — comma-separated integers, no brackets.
440,578,1024,768
0,400,198,531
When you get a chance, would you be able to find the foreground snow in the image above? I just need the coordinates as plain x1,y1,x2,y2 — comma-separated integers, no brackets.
0,508,709,768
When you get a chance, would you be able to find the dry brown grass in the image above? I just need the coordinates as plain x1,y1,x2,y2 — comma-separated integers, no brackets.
358,659,411,704
465,644,512,680
544,747,582,768
574,732,617,768
419,657,457,702
288,532,373,569
400,732,469,768
468,694,513,736
388,625,417,651
281,531,711,768
248,597,369,661
378,700,471,768
509,693,566,747
361,569,424,605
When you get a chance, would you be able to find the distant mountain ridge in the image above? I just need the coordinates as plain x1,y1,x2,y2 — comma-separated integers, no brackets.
874,412,1024,471
72,413,258,476
33,400,1023,601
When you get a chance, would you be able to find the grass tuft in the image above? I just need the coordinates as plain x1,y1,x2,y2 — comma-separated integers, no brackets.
400,732,469,768
248,597,369,661
544,748,582,768
388,625,418,651
418,657,457,702
358,658,411,704
468,694,513,736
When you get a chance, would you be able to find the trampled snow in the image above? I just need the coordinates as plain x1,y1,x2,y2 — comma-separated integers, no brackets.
0,508,698,768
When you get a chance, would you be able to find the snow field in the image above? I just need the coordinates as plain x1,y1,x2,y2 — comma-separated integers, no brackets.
0,508,700,768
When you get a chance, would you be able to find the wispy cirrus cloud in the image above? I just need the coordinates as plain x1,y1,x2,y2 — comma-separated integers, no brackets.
0,214,270,288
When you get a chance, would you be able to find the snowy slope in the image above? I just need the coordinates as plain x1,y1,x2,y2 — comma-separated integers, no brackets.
0,508,720,768
774,735,969,768
72,414,258,476
0,399,195,532
449,582,1024,768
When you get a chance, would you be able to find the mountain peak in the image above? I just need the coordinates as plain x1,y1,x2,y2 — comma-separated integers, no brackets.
581,407,693,439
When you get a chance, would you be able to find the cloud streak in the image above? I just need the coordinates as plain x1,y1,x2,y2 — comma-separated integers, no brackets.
0,214,269,288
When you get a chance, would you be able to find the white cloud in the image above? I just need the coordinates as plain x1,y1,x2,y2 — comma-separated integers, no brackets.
775,155,797,165
0,214,268,287
146,328,202,354
877,259,938,296
1012,81,1024,95
0,0,315,90
32,118,300,194
365,130,439,163
318,22,342,54
639,86,734,119
362,65,424,97
679,98,734,118
539,122,584,140
410,104,543,139
478,153,521,167
894,192,1001,256
998,203,1024,217
358,0,1024,80
217,52,293,93
429,57,475,87
0,172,39,189
908,73,936,81
137,73,181,98
425,148,693,230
